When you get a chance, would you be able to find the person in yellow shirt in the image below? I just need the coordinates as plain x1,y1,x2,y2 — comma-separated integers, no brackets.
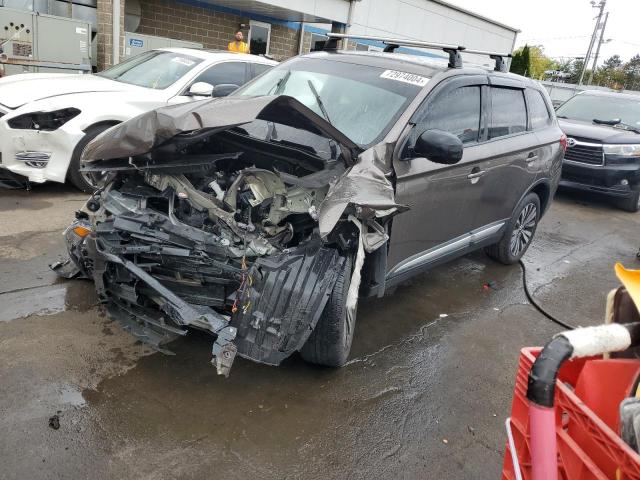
228,30,250,54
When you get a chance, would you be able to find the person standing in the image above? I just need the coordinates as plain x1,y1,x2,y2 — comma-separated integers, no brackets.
228,29,249,54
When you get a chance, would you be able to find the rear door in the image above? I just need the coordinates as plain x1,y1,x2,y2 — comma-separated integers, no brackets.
388,75,489,274
471,79,542,228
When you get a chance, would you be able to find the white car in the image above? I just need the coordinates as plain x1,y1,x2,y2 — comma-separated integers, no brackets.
0,48,276,191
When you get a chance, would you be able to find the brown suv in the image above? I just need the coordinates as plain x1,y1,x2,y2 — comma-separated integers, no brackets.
54,35,566,375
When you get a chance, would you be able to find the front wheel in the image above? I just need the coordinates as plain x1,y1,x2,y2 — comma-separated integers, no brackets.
67,124,114,193
485,192,541,265
300,255,355,367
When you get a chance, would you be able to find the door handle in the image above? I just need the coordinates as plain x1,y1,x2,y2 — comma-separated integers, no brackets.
467,170,486,179
526,152,539,162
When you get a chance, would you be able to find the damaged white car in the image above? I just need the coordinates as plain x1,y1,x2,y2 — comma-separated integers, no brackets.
53,41,563,375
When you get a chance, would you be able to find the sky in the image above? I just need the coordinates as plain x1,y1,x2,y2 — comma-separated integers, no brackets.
447,0,640,65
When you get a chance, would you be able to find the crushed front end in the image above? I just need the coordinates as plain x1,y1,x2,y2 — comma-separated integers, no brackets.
53,96,404,375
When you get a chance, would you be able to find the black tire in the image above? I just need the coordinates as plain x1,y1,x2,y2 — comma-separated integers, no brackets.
485,192,541,265
300,255,355,367
67,124,114,193
616,188,640,213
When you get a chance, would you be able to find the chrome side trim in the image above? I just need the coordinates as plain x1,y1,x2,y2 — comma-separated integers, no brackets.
387,220,506,278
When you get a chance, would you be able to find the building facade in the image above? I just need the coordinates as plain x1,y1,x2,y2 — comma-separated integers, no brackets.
0,0,519,71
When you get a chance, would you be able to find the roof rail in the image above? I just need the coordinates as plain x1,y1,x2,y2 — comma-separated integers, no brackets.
323,33,512,72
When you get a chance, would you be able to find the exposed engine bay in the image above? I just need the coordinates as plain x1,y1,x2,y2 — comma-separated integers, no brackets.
53,95,405,375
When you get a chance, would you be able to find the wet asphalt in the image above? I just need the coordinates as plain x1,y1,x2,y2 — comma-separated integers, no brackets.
1,183,639,479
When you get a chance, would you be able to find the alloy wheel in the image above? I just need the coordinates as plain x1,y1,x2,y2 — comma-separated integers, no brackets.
510,202,537,257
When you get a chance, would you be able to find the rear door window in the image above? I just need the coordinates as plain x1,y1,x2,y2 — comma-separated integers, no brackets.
527,89,552,130
251,63,273,79
489,87,527,139
420,85,481,144
191,61,248,87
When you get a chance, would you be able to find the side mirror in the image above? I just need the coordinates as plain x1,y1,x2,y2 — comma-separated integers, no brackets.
188,82,214,97
413,129,463,165
212,83,240,97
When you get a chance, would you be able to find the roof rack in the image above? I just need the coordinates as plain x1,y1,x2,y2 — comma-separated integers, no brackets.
323,33,512,72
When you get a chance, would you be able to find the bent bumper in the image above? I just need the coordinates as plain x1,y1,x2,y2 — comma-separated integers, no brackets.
0,120,84,184
560,160,640,198
62,199,345,375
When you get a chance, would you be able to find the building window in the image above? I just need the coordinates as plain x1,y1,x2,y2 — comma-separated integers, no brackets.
249,20,270,55
310,33,327,52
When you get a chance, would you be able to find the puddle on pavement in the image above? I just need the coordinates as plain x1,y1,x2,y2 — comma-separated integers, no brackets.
60,385,87,407
0,280,97,322
351,253,513,358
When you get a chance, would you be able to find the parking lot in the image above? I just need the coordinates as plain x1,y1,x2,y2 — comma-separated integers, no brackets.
0,184,637,479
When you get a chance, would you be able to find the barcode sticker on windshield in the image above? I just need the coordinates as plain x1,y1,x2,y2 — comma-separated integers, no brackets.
380,70,429,87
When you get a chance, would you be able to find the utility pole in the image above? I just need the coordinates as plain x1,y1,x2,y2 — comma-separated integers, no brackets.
587,11,609,84
578,0,606,85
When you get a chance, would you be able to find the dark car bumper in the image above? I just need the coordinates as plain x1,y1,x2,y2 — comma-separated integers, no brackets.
560,160,640,198
0,167,29,189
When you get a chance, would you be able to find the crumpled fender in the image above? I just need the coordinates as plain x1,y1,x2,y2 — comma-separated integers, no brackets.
318,143,408,238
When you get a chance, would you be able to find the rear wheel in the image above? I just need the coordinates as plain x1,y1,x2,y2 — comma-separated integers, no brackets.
485,193,541,265
300,255,355,367
616,188,640,213
67,124,114,193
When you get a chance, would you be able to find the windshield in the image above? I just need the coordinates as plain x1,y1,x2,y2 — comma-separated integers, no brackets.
556,94,640,127
97,51,203,89
233,57,428,146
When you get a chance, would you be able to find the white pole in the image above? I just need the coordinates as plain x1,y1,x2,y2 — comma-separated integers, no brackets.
112,0,120,65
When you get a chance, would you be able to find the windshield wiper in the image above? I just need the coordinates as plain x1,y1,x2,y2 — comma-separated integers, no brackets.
306,80,333,126
593,118,640,134
613,122,640,134
593,118,621,126
267,70,291,96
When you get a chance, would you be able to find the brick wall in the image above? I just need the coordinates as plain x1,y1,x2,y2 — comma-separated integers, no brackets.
97,0,125,70
268,23,299,59
135,0,303,60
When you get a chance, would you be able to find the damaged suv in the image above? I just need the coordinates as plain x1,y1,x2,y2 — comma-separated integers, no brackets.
53,35,565,375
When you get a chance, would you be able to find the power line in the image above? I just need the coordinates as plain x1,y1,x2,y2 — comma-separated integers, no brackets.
519,35,590,42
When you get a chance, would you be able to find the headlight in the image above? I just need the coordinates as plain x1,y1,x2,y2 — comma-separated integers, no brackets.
8,107,81,131
603,144,640,157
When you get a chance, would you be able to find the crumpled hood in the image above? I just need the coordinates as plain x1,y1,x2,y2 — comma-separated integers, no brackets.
559,118,640,143
0,73,138,109
82,95,362,163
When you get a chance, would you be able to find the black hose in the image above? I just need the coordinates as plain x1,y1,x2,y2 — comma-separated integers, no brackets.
526,335,574,407
519,259,578,330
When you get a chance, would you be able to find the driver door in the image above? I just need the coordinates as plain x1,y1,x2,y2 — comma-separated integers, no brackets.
387,75,489,278
168,61,249,104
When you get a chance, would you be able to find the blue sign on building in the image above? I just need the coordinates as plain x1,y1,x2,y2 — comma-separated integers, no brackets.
129,38,144,48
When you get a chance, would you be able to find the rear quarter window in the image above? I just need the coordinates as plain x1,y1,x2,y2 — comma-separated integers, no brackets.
489,87,527,139
527,89,553,130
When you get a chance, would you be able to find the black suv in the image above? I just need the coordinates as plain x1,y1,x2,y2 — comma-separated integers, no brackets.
54,34,565,375
557,90,640,211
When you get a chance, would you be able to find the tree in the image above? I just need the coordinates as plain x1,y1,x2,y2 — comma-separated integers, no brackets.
594,54,626,89
623,54,640,90
510,45,531,76
567,59,585,84
528,45,556,79
603,54,623,70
